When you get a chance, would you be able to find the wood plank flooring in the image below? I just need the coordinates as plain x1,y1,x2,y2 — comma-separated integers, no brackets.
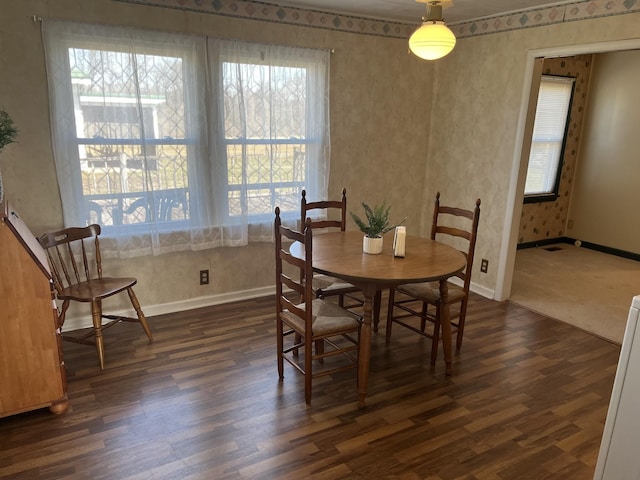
0,293,620,479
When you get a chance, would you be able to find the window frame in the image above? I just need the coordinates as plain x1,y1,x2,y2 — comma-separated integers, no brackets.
48,30,200,233
523,74,576,204
215,49,326,223
43,20,330,256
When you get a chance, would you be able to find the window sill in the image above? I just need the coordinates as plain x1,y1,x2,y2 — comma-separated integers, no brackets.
523,193,559,204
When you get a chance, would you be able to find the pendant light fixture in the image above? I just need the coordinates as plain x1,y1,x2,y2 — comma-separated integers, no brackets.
409,0,456,61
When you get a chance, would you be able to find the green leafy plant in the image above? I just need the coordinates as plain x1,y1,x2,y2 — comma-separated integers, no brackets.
0,109,18,152
350,201,405,238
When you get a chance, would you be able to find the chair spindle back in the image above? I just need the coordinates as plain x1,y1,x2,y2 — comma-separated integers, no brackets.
39,224,103,295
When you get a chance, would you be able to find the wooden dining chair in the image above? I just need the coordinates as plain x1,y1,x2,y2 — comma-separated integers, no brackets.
275,207,362,404
301,188,383,324
300,188,362,307
386,192,481,365
38,224,153,370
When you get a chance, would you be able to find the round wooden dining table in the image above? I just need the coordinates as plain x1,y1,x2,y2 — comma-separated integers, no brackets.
290,230,466,408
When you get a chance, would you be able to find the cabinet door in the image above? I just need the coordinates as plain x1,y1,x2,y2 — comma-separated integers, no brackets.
0,223,65,417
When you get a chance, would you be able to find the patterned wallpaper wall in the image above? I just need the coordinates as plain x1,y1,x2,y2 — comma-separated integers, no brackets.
114,0,640,40
518,54,593,245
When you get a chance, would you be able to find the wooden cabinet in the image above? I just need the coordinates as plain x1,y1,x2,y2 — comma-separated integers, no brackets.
0,200,69,417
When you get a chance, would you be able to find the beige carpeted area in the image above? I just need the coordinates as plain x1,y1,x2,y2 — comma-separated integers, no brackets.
510,244,640,344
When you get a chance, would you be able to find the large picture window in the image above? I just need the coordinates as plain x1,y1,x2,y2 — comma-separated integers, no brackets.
216,40,328,220
524,75,575,203
68,47,191,229
43,21,329,257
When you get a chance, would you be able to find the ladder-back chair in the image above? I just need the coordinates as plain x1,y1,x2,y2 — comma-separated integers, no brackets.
275,207,362,404
386,192,481,365
301,188,383,323
301,188,361,306
38,224,153,370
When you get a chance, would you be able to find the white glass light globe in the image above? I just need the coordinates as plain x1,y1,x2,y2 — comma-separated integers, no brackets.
409,21,456,61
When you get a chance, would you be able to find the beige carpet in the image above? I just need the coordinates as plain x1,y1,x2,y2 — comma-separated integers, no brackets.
510,244,640,344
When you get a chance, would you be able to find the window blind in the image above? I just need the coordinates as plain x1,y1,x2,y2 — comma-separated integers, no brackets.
525,75,575,198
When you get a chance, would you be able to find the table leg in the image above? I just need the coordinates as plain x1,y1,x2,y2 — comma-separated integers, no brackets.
439,279,453,376
357,286,375,408
372,290,382,332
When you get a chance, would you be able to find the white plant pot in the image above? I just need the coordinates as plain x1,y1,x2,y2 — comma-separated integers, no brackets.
363,235,383,255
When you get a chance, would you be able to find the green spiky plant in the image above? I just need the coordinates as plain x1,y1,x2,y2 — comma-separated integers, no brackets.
0,110,18,152
0,109,18,203
350,201,405,238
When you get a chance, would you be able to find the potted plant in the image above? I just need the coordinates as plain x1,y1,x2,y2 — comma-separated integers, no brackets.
0,109,18,203
350,201,405,254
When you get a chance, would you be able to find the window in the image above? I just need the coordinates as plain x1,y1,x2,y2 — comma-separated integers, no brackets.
43,21,329,257
524,75,575,203
69,47,191,229
217,41,328,220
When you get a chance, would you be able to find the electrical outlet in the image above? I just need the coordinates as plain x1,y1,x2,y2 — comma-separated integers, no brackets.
480,259,488,273
199,269,209,285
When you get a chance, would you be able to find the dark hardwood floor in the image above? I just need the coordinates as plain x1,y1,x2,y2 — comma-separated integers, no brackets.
0,293,620,479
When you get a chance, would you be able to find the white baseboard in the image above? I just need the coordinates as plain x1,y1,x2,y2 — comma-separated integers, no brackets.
62,280,495,332
62,285,276,331
446,277,495,300
470,281,495,300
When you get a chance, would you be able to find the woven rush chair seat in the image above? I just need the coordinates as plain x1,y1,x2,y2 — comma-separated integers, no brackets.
281,298,361,336
275,207,362,404
395,282,467,305
311,274,361,295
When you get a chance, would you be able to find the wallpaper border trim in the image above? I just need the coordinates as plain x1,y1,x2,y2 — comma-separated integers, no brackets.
112,0,640,39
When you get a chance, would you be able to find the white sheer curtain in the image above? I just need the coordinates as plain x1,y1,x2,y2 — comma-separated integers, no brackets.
42,20,329,258
207,38,330,244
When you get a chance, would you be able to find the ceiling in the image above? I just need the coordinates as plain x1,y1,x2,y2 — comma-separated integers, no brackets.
271,0,580,24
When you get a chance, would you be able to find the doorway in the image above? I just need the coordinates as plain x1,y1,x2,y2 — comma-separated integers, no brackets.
496,38,640,306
